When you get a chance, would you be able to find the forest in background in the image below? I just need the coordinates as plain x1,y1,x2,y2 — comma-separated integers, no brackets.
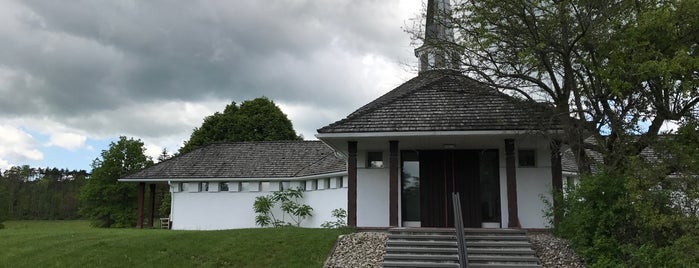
0,165,89,221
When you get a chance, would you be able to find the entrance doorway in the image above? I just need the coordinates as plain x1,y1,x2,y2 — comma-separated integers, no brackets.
401,150,500,228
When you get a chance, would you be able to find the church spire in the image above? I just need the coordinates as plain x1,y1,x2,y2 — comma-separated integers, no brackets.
415,0,460,73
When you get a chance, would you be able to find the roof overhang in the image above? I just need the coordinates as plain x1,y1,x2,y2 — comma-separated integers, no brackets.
118,171,348,183
316,129,563,139
317,130,564,155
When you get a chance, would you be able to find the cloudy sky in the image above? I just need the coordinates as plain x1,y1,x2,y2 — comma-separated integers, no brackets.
0,0,424,171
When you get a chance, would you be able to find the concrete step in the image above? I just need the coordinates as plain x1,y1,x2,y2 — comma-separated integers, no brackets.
384,228,541,268
383,261,460,268
467,248,535,255
468,254,540,262
389,234,456,240
468,247,534,255
387,240,458,247
389,228,526,234
469,264,542,268
386,240,531,250
384,253,459,261
385,247,458,254
463,235,529,241
462,229,527,235
466,241,532,247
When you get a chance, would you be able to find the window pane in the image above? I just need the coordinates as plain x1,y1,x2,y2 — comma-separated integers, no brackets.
368,152,384,168
220,182,229,192
480,150,500,222
401,151,420,222
518,150,536,167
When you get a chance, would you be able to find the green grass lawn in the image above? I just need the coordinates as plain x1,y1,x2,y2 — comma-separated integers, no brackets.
0,220,350,268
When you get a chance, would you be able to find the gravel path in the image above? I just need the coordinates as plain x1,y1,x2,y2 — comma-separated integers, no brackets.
324,231,585,268
528,232,585,268
324,232,388,268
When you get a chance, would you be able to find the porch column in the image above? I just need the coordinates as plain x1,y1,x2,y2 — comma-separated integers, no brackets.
550,140,563,227
136,182,145,229
505,139,521,228
147,184,156,228
389,140,399,227
348,141,358,227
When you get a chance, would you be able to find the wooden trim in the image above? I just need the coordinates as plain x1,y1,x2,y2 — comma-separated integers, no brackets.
137,182,145,229
347,141,358,227
147,184,156,228
550,140,563,227
389,140,399,226
505,139,521,228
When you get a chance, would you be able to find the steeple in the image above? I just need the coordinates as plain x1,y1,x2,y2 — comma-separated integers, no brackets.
415,0,460,73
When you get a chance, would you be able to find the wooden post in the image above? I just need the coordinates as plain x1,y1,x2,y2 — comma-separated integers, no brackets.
389,140,399,227
136,182,145,229
147,184,156,228
505,139,521,228
550,140,563,227
348,141,358,227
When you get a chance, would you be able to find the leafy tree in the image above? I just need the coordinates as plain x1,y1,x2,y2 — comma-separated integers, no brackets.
417,0,698,173
80,136,153,227
416,0,697,265
179,97,301,154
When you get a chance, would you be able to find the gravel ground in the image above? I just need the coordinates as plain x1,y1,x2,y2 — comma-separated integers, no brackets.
324,232,388,268
324,231,585,268
528,232,585,268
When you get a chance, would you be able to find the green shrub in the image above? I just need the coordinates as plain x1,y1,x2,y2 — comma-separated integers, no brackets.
551,167,699,267
321,208,347,229
253,188,313,227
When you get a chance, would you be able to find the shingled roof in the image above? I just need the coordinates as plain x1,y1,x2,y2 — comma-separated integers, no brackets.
317,70,560,134
122,141,345,180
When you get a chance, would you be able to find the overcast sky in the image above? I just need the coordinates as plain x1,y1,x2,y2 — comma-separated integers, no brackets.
0,0,424,171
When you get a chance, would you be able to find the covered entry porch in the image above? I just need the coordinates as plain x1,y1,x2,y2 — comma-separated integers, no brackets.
318,132,563,229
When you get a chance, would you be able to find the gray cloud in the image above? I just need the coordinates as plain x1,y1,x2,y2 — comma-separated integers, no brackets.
0,0,421,167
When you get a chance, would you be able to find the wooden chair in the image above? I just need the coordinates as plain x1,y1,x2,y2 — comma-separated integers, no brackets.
160,217,170,229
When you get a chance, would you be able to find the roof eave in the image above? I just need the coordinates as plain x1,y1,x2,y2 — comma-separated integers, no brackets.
316,129,564,139
118,171,348,183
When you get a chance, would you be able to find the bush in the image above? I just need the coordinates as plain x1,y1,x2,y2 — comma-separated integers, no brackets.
253,188,313,227
551,168,699,267
321,208,347,229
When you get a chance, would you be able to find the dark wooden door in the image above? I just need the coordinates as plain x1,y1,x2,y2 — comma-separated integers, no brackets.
419,150,482,227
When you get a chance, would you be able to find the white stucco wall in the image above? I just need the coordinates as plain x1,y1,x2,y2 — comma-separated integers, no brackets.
499,138,555,229
356,168,390,227
303,187,348,227
516,168,552,228
170,178,347,230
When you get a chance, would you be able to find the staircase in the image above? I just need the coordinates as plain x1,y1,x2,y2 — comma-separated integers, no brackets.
383,228,541,268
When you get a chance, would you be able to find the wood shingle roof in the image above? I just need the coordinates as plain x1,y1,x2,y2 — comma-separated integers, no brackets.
317,70,561,134
122,141,345,180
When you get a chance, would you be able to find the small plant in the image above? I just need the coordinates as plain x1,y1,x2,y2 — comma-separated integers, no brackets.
253,188,313,227
321,208,347,229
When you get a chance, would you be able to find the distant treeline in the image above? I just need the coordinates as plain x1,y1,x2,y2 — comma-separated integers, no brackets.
0,165,89,220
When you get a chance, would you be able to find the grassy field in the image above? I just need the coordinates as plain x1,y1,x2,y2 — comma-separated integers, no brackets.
0,220,349,268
